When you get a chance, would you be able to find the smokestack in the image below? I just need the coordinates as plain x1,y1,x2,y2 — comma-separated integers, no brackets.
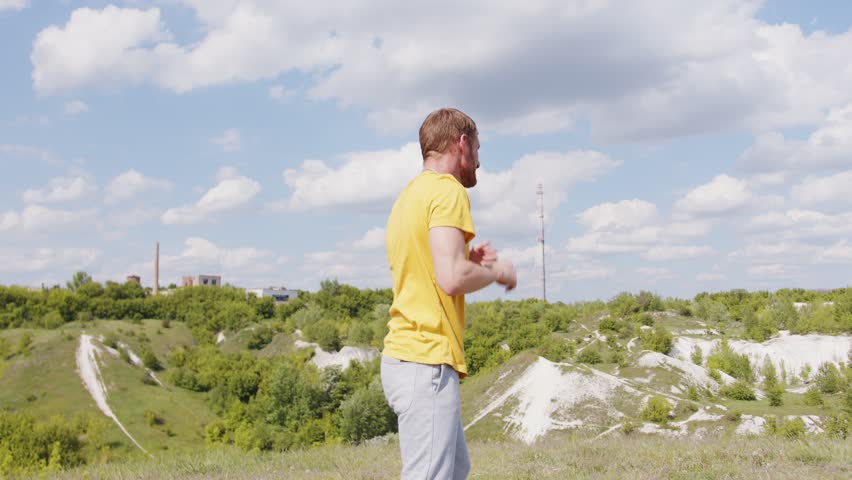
154,241,160,295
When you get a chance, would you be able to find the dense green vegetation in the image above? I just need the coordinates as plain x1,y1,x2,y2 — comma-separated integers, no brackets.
2,275,852,476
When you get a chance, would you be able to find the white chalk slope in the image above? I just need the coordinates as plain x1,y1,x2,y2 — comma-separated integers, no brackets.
76,334,150,456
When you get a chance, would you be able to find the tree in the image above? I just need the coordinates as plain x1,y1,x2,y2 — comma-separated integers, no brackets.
337,380,397,443
66,271,92,292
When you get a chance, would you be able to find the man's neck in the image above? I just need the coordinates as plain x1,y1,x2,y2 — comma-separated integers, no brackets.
423,155,459,182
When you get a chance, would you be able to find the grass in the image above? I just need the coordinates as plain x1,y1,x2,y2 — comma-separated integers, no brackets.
0,322,218,460
37,433,852,479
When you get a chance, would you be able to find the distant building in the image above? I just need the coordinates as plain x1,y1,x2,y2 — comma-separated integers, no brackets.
126,275,141,284
247,287,299,303
182,275,222,287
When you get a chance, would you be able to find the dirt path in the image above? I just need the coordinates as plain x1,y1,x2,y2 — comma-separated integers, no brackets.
76,334,151,456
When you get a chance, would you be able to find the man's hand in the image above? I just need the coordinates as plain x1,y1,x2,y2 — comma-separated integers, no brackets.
469,241,497,267
493,260,517,292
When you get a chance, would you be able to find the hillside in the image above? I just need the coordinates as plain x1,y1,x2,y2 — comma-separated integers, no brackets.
2,284,852,477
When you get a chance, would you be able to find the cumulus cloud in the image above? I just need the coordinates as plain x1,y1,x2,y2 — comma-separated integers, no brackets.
0,205,96,233
636,267,675,281
0,247,99,273
0,0,28,12
105,169,172,204
353,227,386,250
161,171,260,224
278,142,422,211
746,209,852,239
279,142,619,237
566,199,713,258
64,100,90,114
21,175,96,203
674,174,752,217
31,2,852,140
738,102,852,173
790,170,852,212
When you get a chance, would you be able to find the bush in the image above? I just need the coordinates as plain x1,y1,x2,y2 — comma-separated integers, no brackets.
246,326,275,350
690,346,703,365
102,334,119,349
144,410,163,427
803,387,824,407
304,319,341,351
142,350,162,371
577,348,602,364
337,380,397,444
767,385,784,407
720,381,756,401
707,339,753,382
641,396,671,423
823,415,849,439
639,325,672,354
161,318,171,329
814,363,841,394
777,417,806,439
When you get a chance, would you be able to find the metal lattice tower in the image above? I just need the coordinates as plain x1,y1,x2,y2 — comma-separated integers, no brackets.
537,184,547,302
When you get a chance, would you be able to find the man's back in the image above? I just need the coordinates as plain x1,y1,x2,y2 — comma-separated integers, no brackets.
383,170,475,377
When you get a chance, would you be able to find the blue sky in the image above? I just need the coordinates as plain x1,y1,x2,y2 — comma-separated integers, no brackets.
2,0,851,303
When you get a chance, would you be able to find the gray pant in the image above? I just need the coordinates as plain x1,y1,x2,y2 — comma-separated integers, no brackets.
381,355,470,480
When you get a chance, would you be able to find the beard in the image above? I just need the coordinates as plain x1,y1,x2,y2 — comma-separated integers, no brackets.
460,154,478,188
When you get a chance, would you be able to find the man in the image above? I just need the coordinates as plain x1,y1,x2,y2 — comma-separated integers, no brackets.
382,107,517,479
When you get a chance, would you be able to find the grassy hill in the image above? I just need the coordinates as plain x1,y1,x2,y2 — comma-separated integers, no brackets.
38,433,852,479
2,284,851,478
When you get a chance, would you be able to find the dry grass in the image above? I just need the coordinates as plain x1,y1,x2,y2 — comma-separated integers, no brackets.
40,433,851,480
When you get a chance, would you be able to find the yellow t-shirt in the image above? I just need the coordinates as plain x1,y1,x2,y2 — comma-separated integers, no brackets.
383,170,475,377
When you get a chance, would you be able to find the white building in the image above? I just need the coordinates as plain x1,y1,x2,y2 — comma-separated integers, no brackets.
182,275,222,287
247,287,299,303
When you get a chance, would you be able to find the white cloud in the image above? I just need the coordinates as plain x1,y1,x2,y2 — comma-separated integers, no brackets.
32,3,852,140
353,227,386,250
31,6,170,95
269,84,292,102
107,207,160,229
162,173,261,224
473,150,620,233
11,115,49,126
21,175,96,203
301,249,390,289
577,199,659,232
674,174,752,217
738,102,852,173
0,247,99,273
790,170,852,211
697,272,725,282
105,169,172,204
0,144,61,165
636,267,675,281
747,209,852,239
64,100,90,114
747,263,792,278
0,0,28,12
566,199,713,258
278,145,618,236
642,245,713,261
551,262,616,281
816,240,852,264
213,128,241,152
0,205,96,233
279,142,422,211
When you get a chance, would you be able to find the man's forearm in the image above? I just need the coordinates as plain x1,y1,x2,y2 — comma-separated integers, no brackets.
449,260,500,295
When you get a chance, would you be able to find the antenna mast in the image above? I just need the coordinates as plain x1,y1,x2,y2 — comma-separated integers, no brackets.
537,184,547,302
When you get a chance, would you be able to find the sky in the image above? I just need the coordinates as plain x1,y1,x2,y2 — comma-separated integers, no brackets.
1,0,851,303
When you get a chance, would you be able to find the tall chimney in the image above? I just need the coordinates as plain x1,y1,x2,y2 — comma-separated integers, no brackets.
154,241,160,295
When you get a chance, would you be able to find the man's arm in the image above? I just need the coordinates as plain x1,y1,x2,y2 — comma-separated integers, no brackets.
430,227,516,296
